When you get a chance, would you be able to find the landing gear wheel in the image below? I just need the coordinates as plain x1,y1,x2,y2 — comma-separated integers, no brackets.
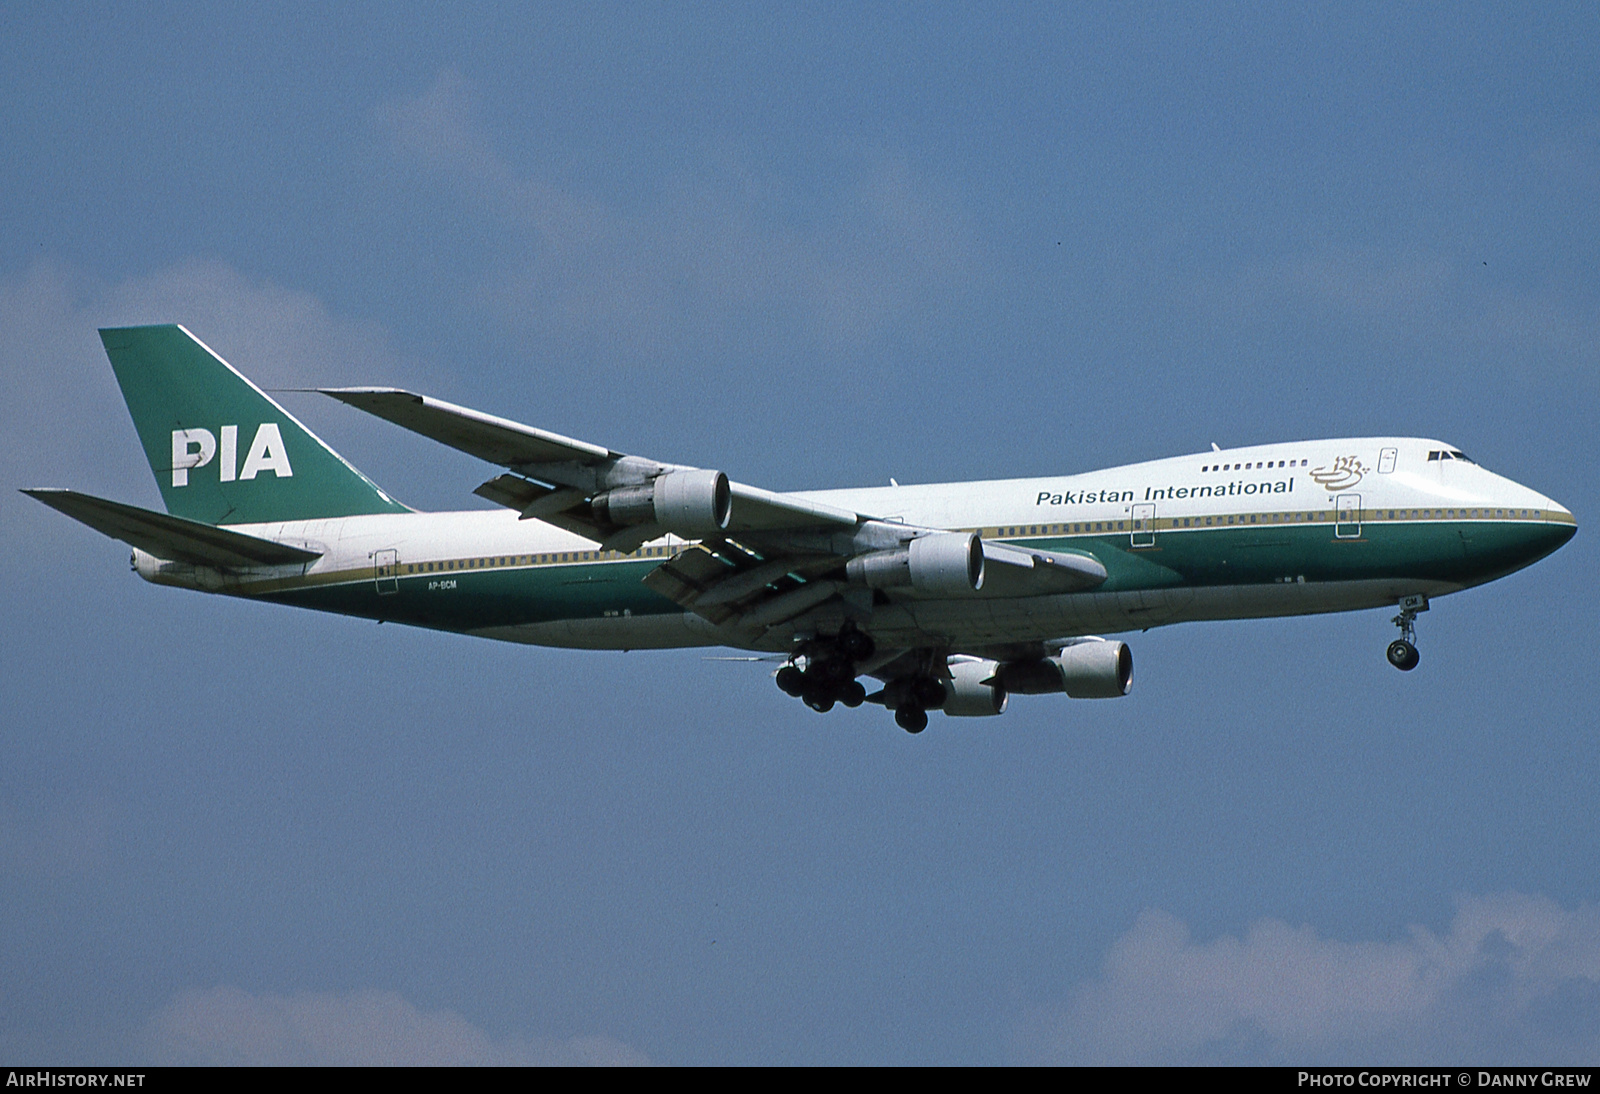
1386,639,1420,671
911,678,947,709
805,691,837,713
1388,595,1427,673
839,629,875,662
812,658,851,685
895,705,928,734
840,680,867,708
775,665,806,696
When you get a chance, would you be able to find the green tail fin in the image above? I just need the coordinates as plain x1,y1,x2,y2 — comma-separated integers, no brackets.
100,324,409,524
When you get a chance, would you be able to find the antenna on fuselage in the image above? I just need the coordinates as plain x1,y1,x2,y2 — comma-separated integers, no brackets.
1210,443,1221,452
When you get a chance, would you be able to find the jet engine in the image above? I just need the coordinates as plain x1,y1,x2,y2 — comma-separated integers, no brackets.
942,659,1008,716
844,532,985,596
591,469,732,538
995,640,1133,699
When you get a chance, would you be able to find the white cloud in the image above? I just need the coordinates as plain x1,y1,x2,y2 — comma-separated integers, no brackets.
1017,893,1600,1064
96,259,411,392
0,258,415,548
377,69,981,363
1188,244,1600,377
148,986,650,1066
0,258,134,497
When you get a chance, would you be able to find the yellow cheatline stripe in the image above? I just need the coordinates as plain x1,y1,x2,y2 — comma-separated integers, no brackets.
225,508,1572,593
226,546,665,595
986,508,1564,539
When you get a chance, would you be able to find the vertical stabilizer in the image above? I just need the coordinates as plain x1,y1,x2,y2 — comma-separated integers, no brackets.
100,325,409,524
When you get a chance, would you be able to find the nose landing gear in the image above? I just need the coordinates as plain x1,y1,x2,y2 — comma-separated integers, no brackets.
1387,594,1427,671
1386,639,1420,671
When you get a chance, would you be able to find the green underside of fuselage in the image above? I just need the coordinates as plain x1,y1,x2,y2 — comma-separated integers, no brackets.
259,519,1575,637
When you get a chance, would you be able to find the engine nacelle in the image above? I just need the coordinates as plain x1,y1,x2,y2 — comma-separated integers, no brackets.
995,640,1133,699
943,659,1007,716
592,469,731,538
844,532,984,596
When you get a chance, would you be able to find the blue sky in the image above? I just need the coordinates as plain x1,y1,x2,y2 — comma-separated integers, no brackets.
2,3,1596,1064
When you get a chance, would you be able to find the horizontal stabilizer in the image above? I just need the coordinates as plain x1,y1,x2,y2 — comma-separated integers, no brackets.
22,489,320,568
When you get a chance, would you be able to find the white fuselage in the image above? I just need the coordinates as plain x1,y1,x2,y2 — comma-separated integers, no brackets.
135,437,1574,655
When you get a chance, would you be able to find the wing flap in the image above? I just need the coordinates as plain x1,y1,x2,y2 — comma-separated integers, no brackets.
641,543,849,628
472,473,546,511
473,474,611,541
640,546,739,622
23,489,320,567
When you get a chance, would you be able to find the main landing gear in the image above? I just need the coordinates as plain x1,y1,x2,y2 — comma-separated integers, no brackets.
890,677,947,735
775,626,875,713
775,630,951,734
1386,594,1427,672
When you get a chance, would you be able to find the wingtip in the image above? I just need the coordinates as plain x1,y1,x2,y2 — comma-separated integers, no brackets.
318,386,423,404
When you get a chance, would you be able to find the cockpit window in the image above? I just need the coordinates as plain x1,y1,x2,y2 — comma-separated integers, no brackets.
1427,450,1477,463
1450,451,1474,463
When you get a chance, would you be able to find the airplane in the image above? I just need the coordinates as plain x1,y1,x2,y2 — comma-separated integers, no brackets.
26,325,1577,733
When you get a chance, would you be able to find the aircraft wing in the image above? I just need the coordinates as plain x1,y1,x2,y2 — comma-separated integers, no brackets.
23,489,321,567
322,387,1105,634
321,387,864,538
322,386,908,631
319,388,616,466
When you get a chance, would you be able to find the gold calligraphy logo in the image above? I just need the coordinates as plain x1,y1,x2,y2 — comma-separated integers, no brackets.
1310,455,1366,491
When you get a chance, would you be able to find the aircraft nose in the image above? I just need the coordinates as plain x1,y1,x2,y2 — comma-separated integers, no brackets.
1529,496,1577,559
1550,499,1576,545
1538,489,1577,536
1462,493,1575,581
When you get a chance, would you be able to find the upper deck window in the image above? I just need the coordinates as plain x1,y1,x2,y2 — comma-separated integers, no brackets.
1202,458,1308,472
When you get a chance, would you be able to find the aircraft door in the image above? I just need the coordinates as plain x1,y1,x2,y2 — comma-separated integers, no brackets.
1335,494,1362,539
374,548,399,595
1131,503,1155,548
